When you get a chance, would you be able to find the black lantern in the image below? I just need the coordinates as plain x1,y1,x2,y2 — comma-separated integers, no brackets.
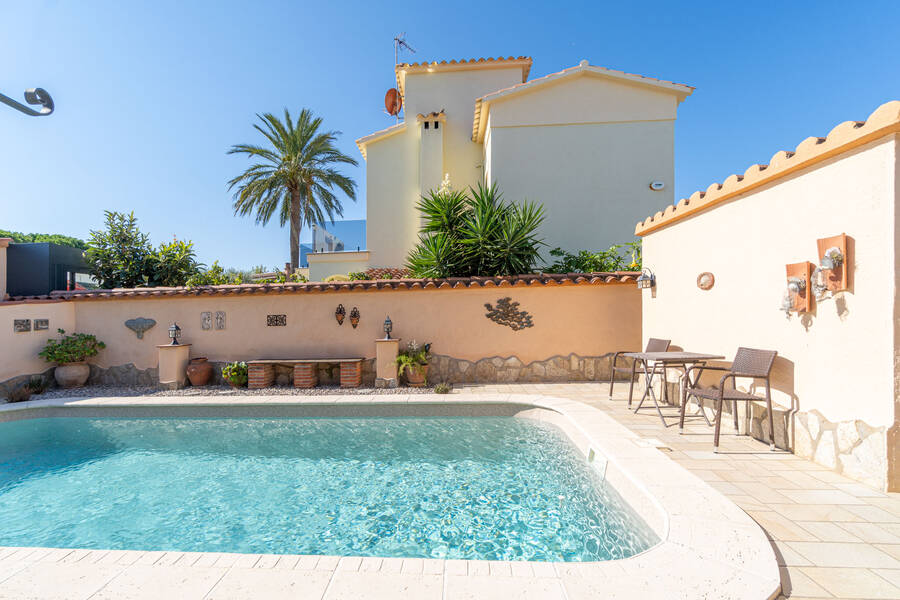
636,268,656,289
168,322,182,345
335,304,346,325
383,316,393,339
349,307,360,329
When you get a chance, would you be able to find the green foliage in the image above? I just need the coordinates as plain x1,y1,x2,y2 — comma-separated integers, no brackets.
323,273,349,282
544,241,642,273
406,183,545,278
185,261,243,286
0,229,88,250
228,108,358,269
39,329,105,364
433,382,452,394
84,211,202,288
255,271,308,284
222,361,248,387
395,340,431,378
348,271,367,281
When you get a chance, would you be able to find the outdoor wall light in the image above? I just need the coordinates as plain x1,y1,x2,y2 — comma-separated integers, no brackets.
349,307,360,329
636,268,656,289
780,277,806,315
168,322,182,345
383,316,393,339
781,261,814,315
820,246,843,271
814,234,850,296
335,304,346,325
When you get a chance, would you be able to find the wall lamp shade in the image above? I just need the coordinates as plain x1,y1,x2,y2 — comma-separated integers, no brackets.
383,316,393,339
820,246,844,271
636,268,656,289
168,322,182,345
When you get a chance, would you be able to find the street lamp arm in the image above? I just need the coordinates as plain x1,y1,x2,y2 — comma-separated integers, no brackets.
0,88,54,116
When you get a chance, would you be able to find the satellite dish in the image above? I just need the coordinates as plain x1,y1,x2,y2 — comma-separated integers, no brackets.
385,88,402,116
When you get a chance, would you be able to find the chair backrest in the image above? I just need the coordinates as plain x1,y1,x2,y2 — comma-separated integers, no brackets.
645,338,671,353
731,347,778,377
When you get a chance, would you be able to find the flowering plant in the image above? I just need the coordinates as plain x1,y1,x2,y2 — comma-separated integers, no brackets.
222,361,248,387
395,340,431,378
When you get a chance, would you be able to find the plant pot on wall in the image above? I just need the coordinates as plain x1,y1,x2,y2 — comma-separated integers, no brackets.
54,362,90,388
186,357,214,386
405,364,429,387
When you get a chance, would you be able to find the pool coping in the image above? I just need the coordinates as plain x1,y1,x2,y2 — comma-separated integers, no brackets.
0,393,782,600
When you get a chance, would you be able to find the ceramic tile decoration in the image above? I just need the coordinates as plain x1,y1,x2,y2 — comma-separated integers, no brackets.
267,314,287,327
13,319,31,333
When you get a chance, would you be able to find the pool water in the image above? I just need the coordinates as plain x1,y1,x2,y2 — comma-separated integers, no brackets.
0,416,657,561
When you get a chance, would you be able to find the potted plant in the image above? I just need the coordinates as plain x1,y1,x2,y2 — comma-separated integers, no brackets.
39,329,105,388
396,340,431,387
222,361,248,388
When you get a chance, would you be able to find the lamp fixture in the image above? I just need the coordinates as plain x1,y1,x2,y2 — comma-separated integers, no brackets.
383,316,393,339
636,268,656,289
168,322,182,345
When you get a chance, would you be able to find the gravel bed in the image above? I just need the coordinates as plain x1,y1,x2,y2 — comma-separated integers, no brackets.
32,384,439,400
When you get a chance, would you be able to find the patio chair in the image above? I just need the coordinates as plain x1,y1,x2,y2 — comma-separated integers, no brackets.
608,338,671,406
678,347,778,453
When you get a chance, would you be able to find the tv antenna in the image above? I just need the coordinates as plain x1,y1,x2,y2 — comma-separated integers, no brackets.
393,33,416,66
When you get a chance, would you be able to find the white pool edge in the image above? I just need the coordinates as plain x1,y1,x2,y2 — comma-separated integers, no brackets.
0,393,782,600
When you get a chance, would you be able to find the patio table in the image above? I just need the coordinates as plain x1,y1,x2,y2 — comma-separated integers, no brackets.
622,352,725,426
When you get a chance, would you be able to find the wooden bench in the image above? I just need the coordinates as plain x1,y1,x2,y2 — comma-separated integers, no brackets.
247,359,364,389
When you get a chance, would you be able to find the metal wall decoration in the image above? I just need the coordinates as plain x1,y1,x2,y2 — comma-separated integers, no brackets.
201,312,212,330
697,272,715,290
484,297,534,331
125,317,156,339
267,314,287,327
34,319,49,331
335,304,346,325
13,319,31,333
349,307,360,328
215,311,226,330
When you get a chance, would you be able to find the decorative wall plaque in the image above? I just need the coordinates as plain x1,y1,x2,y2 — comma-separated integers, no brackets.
215,311,226,330
349,307,360,328
201,312,212,330
13,319,31,333
696,272,715,291
267,314,287,327
34,319,49,331
484,297,534,331
124,317,156,339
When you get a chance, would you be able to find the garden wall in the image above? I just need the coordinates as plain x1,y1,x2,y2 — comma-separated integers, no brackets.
0,274,641,389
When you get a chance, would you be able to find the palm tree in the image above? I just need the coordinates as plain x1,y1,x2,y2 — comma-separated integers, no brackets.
228,108,358,269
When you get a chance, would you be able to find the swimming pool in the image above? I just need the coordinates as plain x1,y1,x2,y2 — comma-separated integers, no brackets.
0,416,656,562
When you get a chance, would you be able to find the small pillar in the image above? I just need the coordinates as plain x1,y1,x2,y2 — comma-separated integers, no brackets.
292,363,317,389
339,361,362,388
375,338,400,389
157,343,191,389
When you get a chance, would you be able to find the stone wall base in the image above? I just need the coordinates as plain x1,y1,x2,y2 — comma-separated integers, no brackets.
428,353,619,384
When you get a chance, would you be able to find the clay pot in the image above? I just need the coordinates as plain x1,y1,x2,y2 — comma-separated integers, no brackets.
186,357,214,387
405,364,429,387
54,362,90,388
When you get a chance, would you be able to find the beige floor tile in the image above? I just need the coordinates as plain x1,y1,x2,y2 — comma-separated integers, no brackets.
878,546,900,561
787,490,869,505
445,575,567,599
778,566,831,598
844,505,900,523
747,511,820,542
838,522,900,544
323,571,442,600
800,566,900,599
786,542,900,568
797,521,863,542
878,569,900,589
205,567,331,600
771,503,864,523
0,562,123,600
91,565,227,599
771,542,814,567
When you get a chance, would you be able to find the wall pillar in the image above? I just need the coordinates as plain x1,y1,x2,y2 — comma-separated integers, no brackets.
418,112,445,228
0,238,11,301
157,343,191,389
375,338,400,388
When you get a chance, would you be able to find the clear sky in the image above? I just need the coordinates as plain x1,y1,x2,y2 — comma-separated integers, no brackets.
2,0,898,269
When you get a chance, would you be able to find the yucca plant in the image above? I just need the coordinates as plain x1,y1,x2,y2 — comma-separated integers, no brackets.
406,183,545,278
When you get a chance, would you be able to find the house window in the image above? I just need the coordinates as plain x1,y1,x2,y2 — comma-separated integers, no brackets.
423,122,429,129
434,121,440,130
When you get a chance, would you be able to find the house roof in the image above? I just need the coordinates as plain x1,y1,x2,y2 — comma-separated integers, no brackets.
5,272,641,303
472,60,695,142
355,121,406,160
394,56,532,99
634,100,900,236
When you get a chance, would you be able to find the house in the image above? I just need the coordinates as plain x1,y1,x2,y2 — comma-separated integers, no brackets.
3,241,93,297
307,56,693,279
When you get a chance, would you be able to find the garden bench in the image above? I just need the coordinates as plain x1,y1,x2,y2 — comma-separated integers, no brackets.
247,358,363,389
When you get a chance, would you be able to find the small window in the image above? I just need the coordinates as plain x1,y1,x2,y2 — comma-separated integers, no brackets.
434,121,440,130
423,122,429,129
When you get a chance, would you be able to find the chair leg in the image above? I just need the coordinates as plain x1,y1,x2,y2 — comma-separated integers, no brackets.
608,357,617,401
678,387,688,432
733,399,739,431
713,397,724,453
766,383,776,451
627,361,638,407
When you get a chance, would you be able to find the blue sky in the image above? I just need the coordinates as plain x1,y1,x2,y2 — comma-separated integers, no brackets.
2,0,898,269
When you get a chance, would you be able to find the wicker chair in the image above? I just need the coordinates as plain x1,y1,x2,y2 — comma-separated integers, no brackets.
679,347,778,452
609,338,671,406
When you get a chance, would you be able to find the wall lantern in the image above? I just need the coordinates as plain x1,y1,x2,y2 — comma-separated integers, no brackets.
813,233,849,300
335,304,346,325
349,307,360,329
383,316,393,339
636,268,656,289
168,322,182,345
781,262,814,315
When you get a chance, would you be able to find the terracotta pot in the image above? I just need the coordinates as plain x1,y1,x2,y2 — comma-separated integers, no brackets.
405,364,429,387
54,362,90,388
186,357,214,387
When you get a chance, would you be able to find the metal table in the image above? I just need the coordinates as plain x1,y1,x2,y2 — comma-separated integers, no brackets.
622,352,725,426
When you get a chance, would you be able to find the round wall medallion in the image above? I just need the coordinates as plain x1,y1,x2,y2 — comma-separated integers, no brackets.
697,272,715,290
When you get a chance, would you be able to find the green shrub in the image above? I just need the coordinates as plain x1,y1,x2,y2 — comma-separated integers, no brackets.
406,183,545,278
395,340,431,379
222,361,248,387
185,261,242,286
544,241,642,273
39,329,105,364
348,271,368,280
323,274,350,282
433,382,452,394
0,229,87,249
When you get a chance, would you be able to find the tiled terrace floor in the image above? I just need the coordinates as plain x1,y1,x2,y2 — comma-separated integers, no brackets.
456,382,900,600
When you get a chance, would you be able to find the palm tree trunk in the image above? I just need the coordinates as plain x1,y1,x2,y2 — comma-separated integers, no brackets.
290,188,301,270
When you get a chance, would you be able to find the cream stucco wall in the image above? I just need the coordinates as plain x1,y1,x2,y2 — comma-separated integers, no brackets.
18,285,640,372
641,136,897,428
306,251,370,281
0,301,76,382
